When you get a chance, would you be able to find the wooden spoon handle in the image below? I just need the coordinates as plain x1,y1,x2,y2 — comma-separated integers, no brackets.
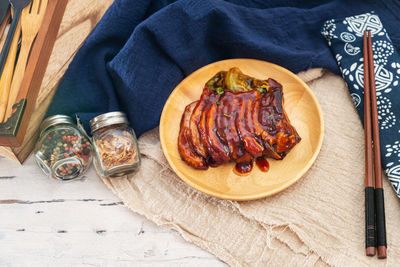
0,18,21,122
0,9,10,51
5,38,30,121
0,7,21,76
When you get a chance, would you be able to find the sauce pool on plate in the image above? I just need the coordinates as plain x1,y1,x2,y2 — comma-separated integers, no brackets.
234,161,253,175
256,157,270,172
234,157,270,175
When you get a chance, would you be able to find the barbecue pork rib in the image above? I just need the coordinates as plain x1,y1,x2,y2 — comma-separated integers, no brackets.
177,68,301,171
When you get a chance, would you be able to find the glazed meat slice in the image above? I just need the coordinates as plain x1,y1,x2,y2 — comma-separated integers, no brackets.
189,87,214,159
198,90,227,166
178,102,208,169
216,92,239,160
216,92,252,163
205,98,230,166
250,95,279,158
259,79,301,159
235,91,264,158
244,91,281,159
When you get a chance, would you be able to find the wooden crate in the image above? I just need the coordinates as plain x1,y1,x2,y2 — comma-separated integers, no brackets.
0,0,114,163
0,0,68,147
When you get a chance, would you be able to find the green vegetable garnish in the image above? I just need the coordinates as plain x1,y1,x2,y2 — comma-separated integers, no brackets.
216,87,224,95
255,87,267,94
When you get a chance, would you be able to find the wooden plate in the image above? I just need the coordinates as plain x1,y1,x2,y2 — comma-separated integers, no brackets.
159,59,324,201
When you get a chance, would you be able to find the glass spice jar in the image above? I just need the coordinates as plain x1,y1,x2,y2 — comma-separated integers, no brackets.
34,115,92,181
90,111,141,178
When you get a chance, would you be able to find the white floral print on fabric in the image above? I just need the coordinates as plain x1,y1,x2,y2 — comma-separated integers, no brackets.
322,12,400,198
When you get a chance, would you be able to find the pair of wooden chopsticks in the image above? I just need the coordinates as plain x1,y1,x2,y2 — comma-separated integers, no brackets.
363,30,387,259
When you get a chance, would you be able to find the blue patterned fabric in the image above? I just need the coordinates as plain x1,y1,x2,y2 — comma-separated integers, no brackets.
322,13,400,198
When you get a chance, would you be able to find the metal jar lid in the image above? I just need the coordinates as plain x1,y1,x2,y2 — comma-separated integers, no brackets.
90,111,128,134
39,115,75,133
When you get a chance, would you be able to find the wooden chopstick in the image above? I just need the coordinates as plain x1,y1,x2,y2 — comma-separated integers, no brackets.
363,30,387,259
363,31,376,257
367,31,387,259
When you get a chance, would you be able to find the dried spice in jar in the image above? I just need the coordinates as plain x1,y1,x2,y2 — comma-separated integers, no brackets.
90,112,140,178
34,115,92,180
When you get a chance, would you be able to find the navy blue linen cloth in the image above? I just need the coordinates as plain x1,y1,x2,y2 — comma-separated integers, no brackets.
47,0,400,137
322,13,400,197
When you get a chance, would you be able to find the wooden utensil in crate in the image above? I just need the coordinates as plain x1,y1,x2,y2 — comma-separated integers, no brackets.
0,9,11,51
0,1,10,45
0,0,32,78
5,0,48,120
0,10,21,122
0,0,67,147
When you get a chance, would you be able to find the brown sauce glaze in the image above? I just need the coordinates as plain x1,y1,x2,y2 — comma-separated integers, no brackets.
177,102,208,169
189,87,211,159
255,157,269,172
198,90,225,166
234,91,264,157
177,68,302,176
234,161,253,175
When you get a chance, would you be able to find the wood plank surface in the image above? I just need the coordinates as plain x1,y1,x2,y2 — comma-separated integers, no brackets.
0,156,224,266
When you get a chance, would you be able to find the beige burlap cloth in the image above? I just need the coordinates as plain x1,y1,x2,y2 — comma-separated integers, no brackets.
102,69,400,266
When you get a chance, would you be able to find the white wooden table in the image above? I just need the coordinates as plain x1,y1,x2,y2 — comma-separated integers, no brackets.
0,154,225,266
